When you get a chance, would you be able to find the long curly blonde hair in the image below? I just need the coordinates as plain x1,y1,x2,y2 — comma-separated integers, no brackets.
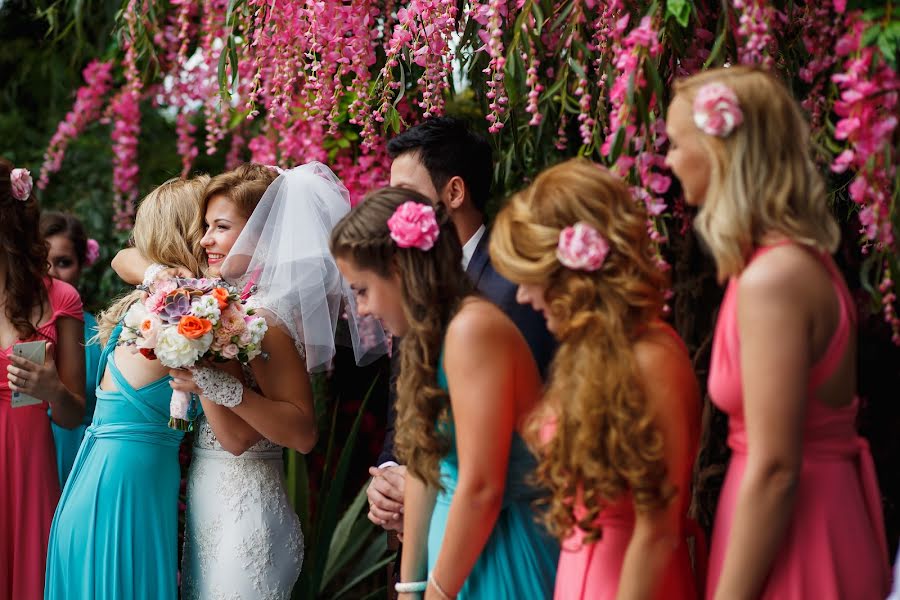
97,176,208,344
330,187,474,488
673,66,840,282
490,158,673,541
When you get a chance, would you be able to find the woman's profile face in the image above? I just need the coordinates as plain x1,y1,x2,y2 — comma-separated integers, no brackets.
336,257,408,337
665,94,712,206
46,234,82,286
200,194,248,277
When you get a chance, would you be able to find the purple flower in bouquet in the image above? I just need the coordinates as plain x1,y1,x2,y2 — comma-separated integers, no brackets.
159,290,194,324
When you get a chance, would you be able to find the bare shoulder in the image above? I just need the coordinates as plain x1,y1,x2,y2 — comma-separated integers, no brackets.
738,244,827,303
445,296,514,349
633,324,699,414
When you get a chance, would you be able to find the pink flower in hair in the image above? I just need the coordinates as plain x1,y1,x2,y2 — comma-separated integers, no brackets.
85,238,101,266
10,168,33,201
693,83,744,137
557,222,610,272
387,201,440,251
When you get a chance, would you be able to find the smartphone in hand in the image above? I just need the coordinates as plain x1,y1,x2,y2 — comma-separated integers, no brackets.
10,340,46,408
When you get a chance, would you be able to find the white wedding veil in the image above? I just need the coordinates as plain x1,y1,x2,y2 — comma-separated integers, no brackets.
219,161,388,372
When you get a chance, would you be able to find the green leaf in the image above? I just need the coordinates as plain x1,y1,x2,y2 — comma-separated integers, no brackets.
862,24,883,48
703,27,728,69
665,0,691,28
532,1,545,35
608,126,626,163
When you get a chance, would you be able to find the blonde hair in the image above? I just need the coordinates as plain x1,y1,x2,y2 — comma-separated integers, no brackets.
98,176,209,344
673,66,840,281
490,158,673,541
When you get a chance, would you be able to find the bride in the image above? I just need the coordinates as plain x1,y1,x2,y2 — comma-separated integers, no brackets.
165,162,386,599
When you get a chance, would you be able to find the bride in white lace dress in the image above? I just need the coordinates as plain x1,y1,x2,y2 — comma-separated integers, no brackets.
170,163,386,599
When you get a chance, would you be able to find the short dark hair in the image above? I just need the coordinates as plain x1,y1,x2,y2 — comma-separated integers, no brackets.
386,117,493,214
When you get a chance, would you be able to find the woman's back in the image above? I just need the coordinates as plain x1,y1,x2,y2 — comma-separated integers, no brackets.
45,323,185,600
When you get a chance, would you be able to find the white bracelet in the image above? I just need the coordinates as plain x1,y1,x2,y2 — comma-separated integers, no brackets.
429,573,456,600
394,580,427,593
142,263,168,288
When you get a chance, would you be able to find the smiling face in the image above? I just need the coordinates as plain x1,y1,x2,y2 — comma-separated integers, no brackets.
516,281,560,334
46,234,82,285
665,94,713,207
200,194,248,276
336,256,408,337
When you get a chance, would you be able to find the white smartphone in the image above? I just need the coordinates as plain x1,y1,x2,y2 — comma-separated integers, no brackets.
11,340,46,408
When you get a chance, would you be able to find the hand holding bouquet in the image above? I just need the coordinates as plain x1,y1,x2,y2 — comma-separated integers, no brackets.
119,277,267,430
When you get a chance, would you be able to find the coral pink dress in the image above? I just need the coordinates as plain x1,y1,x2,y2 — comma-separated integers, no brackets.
706,244,890,599
0,279,82,600
553,322,703,600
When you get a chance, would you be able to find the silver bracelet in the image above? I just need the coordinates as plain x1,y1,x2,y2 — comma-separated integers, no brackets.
142,263,168,288
394,580,427,593
429,573,456,600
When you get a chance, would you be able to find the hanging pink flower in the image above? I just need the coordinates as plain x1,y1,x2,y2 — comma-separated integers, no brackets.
693,82,744,137
387,201,440,251
10,168,33,201
556,222,610,272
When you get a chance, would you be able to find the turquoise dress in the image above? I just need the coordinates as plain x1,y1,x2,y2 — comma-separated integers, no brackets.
50,311,101,486
45,323,185,599
427,357,559,598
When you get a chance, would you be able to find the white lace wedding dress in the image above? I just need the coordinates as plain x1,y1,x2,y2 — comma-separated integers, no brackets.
181,414,303,599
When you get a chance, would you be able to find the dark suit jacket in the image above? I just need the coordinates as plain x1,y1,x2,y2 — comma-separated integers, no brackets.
377,229,556,466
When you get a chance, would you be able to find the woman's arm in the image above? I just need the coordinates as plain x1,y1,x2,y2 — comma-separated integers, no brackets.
712,260,809,600
399,475,438,590
426,302,517,598
7,316,86,428
111,248,192,285
170,323,317,453
111,248,152,286
617,334,700,600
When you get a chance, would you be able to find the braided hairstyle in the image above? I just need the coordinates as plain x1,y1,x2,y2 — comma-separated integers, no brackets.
330,187,474,487
0,158,49,340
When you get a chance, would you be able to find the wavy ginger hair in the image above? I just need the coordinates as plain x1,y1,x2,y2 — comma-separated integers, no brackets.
490,158,673,541
673,66,839,281
330,187,473,488
97,176,208,344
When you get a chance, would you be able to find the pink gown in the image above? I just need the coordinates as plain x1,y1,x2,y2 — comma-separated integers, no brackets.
706,244,890,599
0,279,83,600
553,322,703,600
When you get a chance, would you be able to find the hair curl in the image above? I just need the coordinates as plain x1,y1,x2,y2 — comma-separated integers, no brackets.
490,158,674,541
673,66,840,281
0,158,50,341
97,175,209,344
330,187,473,487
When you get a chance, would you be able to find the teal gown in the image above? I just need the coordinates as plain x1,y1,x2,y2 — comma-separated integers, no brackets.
45,323,184,599
426,357,559,598
50,311,101,486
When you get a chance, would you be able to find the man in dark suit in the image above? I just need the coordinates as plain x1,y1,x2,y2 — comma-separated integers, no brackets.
367,116,556,537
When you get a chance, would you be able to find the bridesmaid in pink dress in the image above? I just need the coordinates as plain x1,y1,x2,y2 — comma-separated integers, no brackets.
665,66,890,599
0,160,85,600
490,158,703,600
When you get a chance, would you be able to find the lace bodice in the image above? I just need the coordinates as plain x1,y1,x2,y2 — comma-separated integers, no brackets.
193,362,281,454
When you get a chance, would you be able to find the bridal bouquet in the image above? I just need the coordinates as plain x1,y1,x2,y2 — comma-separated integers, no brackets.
119,277,268,430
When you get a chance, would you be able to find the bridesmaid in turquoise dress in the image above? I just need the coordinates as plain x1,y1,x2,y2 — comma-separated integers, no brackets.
45,323,183,599
332,188,558,599
42,212,103,485
44,177,207,600
427,360,559,597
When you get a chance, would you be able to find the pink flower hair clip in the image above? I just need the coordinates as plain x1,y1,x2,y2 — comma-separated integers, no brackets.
387,201,440,251
85,238,101,266
557,222,610,272
693,82,743,138
10,168,34,201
